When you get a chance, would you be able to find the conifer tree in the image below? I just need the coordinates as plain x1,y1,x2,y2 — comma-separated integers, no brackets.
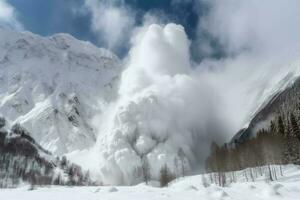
177,148,187,177
159,165,174,187
141,157,151,184
278,116,285,136
290,113,300,140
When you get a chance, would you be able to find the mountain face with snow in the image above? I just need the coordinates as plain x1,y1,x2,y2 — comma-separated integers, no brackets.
232,75,300,144
0,28,121,155
1,25,300,186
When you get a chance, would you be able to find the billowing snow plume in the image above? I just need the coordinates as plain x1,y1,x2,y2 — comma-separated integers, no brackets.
93,20,300,185
95,24,227,185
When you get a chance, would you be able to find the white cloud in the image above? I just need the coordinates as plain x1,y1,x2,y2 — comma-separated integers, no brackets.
84,0,135,50
95,23,228,185
200,0,300,61
120,24,191,96
0,0,22,30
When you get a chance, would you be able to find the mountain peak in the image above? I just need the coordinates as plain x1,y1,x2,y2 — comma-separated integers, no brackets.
0,29,121,155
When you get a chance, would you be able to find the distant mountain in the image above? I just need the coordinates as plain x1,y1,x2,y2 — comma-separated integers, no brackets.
0,29,121,155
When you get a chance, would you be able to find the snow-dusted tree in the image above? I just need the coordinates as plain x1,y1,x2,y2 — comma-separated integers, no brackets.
277,116,285,136
284,113,300,164
0,117,5,129
159,164,175,187
177,148,187,177
174,157,179,178
141,157,151,184
83,171,91,185
53,174,62,185
290,113,300,140
60,156,68,169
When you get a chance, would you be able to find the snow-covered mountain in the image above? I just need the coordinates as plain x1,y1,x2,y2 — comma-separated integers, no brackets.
0,28,121,155
1,26,300,186
231,74,300,144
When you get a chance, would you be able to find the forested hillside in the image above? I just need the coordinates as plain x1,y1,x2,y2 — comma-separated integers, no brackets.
0,117,92,188
206,77,300,186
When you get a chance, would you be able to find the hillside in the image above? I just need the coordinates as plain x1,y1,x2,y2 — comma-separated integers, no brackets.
0,117,91,187
232,76,300,144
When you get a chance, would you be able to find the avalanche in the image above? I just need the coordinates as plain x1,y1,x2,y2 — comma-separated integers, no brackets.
93,24,226,185
90,23,300,185
1,25,300,186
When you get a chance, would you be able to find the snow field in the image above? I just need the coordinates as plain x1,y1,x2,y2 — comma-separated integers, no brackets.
1,165,300,200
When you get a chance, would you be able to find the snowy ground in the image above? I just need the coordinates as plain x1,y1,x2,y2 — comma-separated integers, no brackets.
1,165,300,200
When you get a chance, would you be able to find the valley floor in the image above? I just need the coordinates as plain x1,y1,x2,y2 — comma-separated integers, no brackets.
1,165,300,200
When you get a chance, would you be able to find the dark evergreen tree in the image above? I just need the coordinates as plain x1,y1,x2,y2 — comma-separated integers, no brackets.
290,113,300,140
177,148,187,177
159,165,174,187
0,117,5,129
141,157,151,184
278,116,285,136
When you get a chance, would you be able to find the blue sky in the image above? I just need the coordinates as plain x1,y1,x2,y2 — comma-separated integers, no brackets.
9,0,199,36
2,0,299,62
9,0,96,42
6,0,205,58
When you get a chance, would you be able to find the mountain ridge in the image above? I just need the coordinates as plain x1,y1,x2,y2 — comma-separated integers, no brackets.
231,74,300,144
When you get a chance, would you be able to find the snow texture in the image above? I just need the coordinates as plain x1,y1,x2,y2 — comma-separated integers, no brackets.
1,165,300,200
0,28,121,155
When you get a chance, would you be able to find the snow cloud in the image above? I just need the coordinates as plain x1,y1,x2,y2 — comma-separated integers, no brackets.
84,0,135,51
194,0,300,131
0,0,22,30
96,24,228,185
200,0,300,61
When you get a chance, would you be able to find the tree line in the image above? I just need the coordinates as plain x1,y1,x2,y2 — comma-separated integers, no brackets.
205,111,300,186
0,117,92,188
131,147,188,187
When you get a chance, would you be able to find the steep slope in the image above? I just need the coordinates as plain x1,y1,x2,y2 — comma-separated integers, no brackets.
0,29,121,154
231,74,300,144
